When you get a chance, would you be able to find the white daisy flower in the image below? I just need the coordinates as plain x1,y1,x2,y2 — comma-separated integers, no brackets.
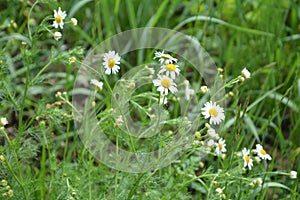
241,68,251,79
159,63,180,79
154,51,177,64
0,117,8,126
242,148,253,170
103,51,121,75
215,138,226,155
90,79,103,90
153,75,177,95
201,101,225,125
53,7,67,29
53,31,62,40
255,144,271,160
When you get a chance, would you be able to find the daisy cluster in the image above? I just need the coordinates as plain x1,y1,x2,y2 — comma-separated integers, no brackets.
152,51,180,103
92,49,276,174
194,117,273,171
51,7,77,41
152,51,196,105
191,68,274,173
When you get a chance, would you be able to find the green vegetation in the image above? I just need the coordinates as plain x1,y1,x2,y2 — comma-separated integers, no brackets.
0,0,299,199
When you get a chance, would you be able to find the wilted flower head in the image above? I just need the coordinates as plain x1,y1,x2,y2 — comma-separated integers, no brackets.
289,170,297,179
0,117,8,126
159,95,168,105
90,79,103,90
200,86,209,93
207,128,219,140
154,51,177,64
207,139,215,147
242,148,253,170
53,31,62,40
184,80,194,100
115,115,124,127
71,18,77,26
241,67,251,79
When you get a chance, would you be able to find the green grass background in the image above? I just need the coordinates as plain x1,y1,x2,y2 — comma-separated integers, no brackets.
0,0,299,199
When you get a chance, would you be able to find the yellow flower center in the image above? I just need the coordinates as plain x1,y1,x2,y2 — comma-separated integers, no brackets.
218,143,223,150
165,64,176,71
208,108,218,117
108,58,115,68
161,78,171,88
260,149,267,155
161,53,171,59
245,155,250,163
56,15,62,23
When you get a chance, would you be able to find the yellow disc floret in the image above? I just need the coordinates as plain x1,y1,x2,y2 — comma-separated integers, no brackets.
209,108,218,117
165,64,176,71
260,149,267,155
161,78,171,88
245,155,250,163
56,15,62,23
108,58,115,68
218,143,223,150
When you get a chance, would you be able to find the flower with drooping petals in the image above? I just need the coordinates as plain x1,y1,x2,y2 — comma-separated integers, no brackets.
241,67,251,79
255,144,272,161
154,51,177,64
215,138,226,155
184,80,194,100
53,31,62,40
90,79,103,90
242,148,253,170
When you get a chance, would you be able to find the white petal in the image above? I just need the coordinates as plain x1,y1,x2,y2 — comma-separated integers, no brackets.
153,79,161,86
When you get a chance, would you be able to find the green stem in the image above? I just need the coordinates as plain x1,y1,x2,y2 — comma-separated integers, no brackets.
27,0,39,44
3,82,19,109
126,173,146,200
1,129,28,199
